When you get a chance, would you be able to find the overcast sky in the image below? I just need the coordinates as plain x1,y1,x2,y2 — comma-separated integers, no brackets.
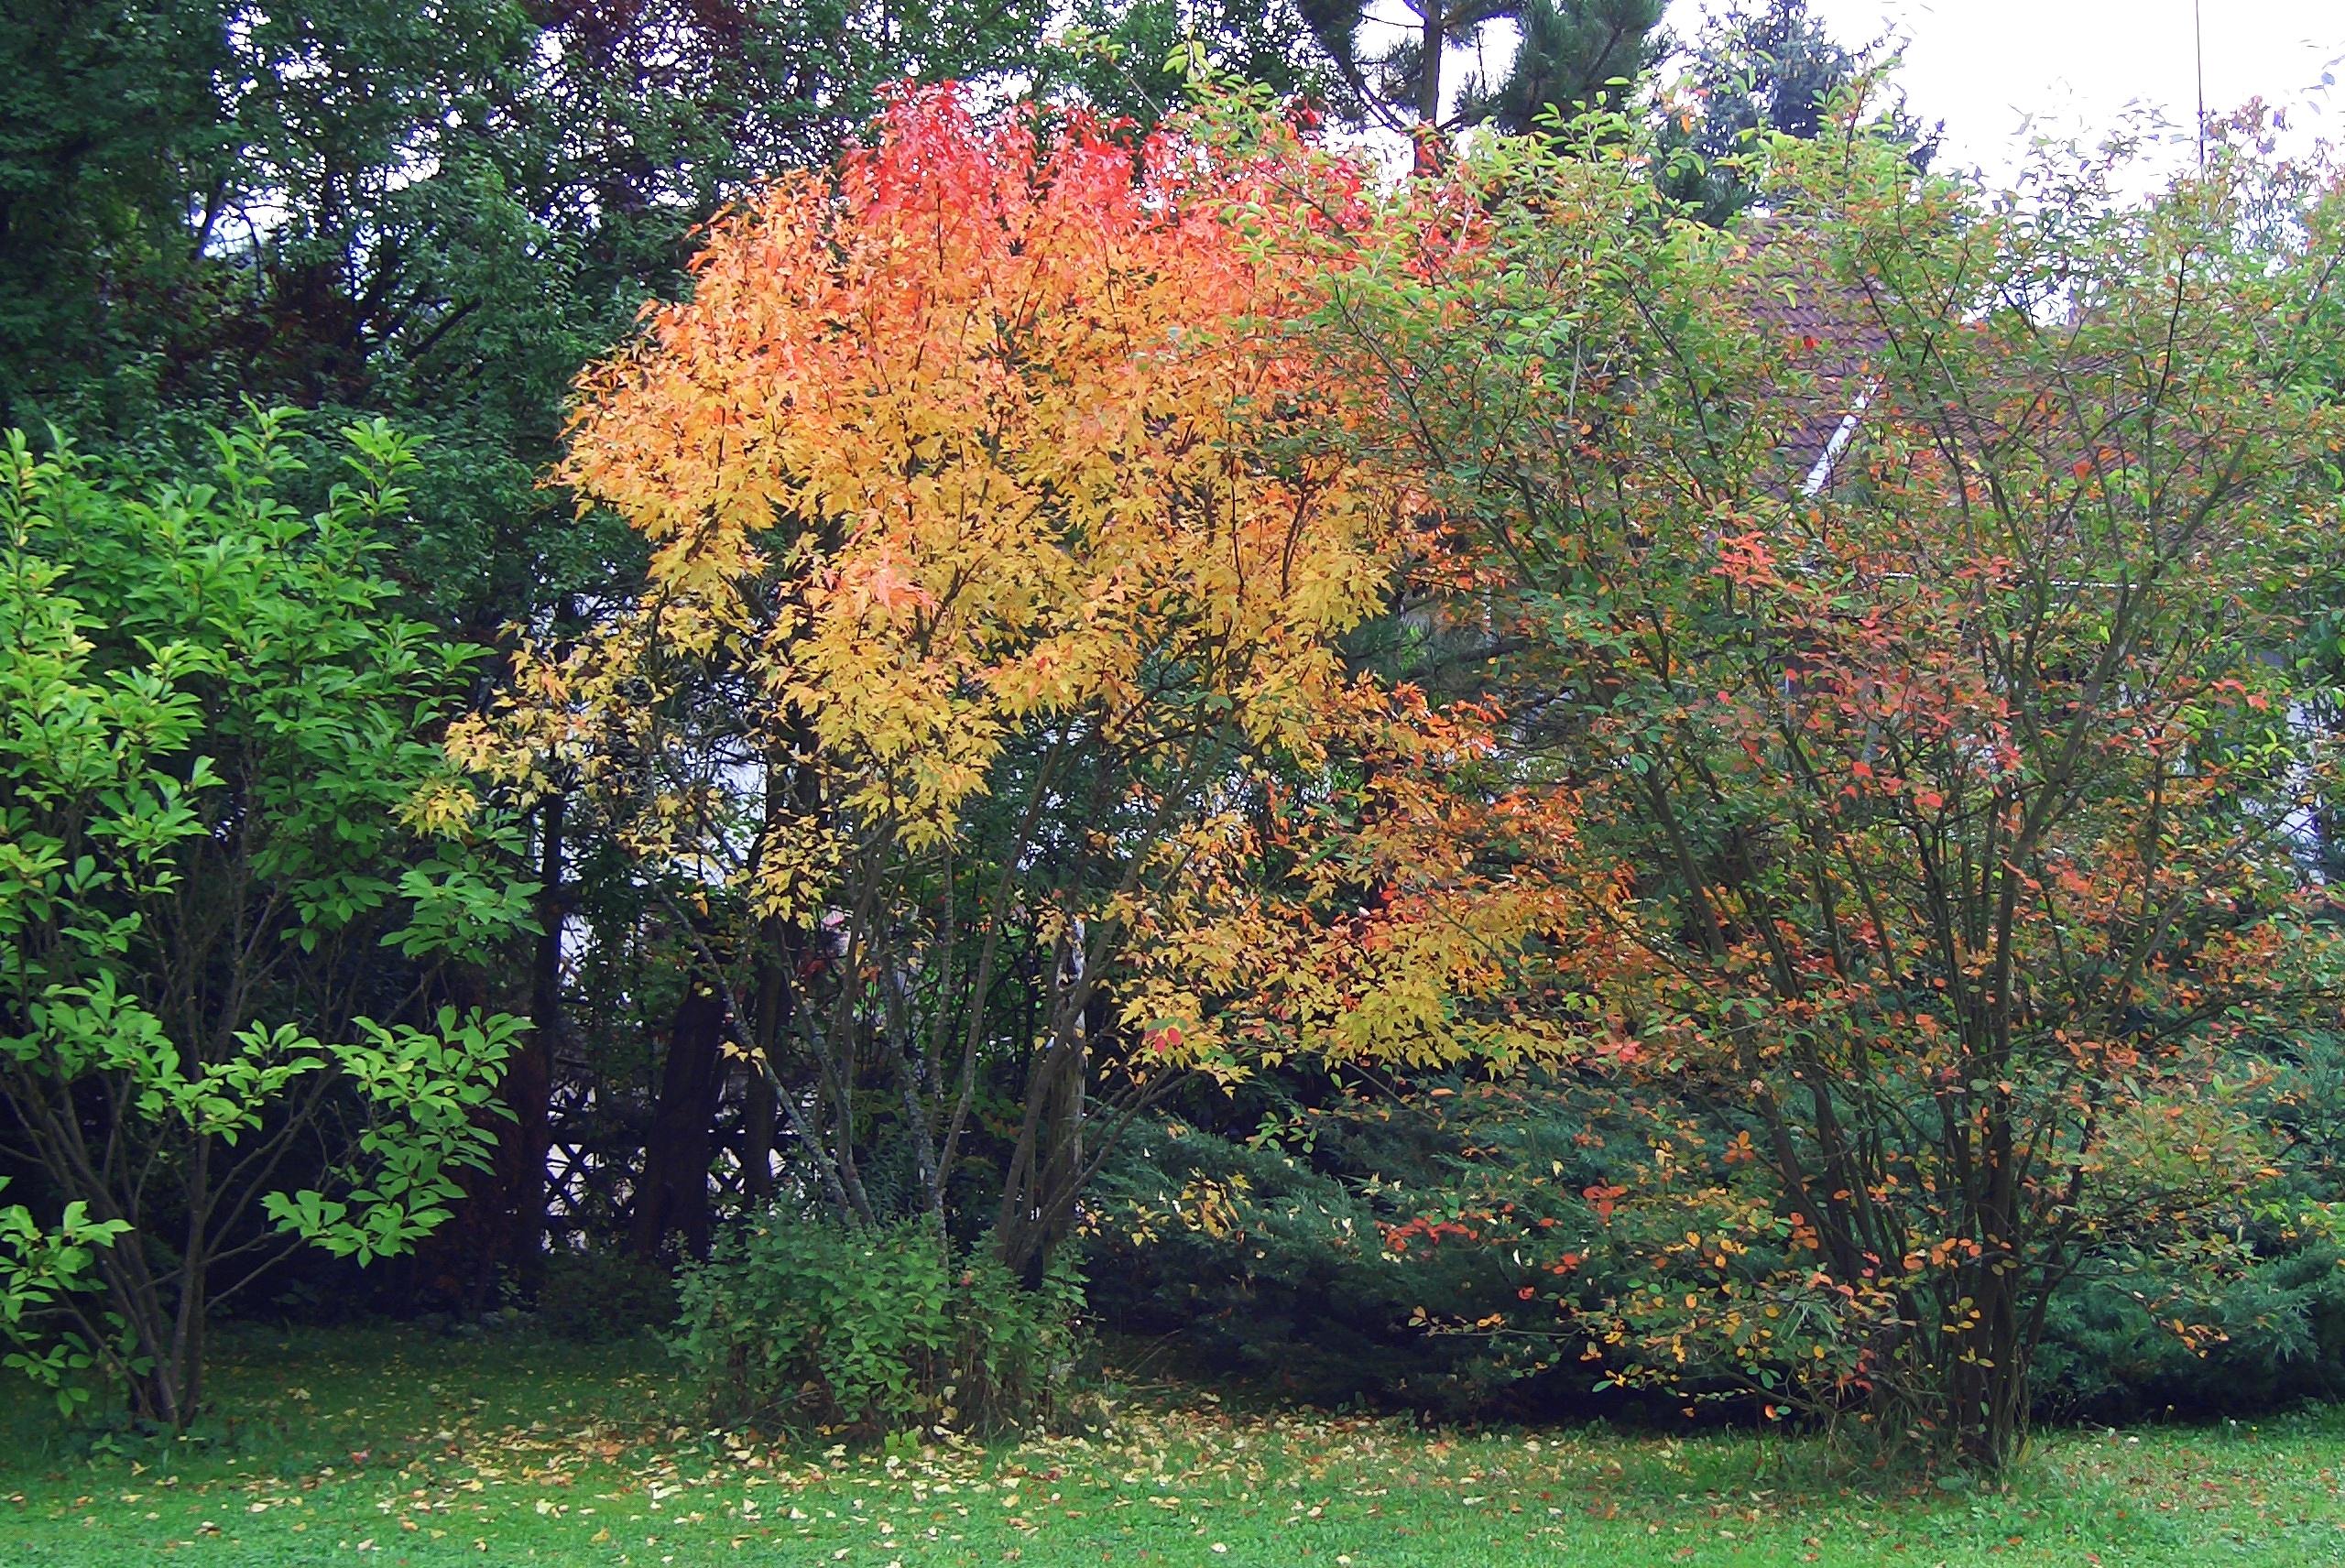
1679,0,2345,185
1349,2,2345,187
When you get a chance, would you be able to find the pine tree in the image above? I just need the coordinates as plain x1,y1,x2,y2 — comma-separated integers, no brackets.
1301,0,1663,137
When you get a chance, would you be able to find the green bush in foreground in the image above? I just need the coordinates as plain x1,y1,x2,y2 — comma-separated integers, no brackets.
671,1217,1083,1437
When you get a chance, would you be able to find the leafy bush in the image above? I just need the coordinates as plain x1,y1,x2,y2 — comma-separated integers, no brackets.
671,1219,1083,1437
0,412,534,1429
2029,1024,2345,1422
1092,1080,2345,1432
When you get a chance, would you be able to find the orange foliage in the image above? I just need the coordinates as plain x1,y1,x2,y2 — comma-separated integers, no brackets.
551,87,1402,839
455,87,1597,1127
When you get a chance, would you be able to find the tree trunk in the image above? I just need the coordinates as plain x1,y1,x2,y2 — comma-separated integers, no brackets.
1415,0,1445,124
739,925,793,1209
629,980,728,1261
504,794,567,1292
1410,0,1448,175
1941,1290,2032,1472
414,961,526,1309
740,1072,778,1206
994,1007,1096,1286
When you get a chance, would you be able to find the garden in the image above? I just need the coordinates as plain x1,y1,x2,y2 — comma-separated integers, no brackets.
7,0,2345,1559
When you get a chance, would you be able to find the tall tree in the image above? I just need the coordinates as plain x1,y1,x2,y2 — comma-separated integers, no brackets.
0,0,1060,594
1050,0,1359,129
1457,0,1668,134
0,0,234,430
456,90,1579,1279
1297,0,1662,140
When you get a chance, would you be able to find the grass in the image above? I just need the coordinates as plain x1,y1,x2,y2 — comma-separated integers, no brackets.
5,1325,2345,1565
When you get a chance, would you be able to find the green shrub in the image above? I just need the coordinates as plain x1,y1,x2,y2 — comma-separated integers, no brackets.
0,412,535,1430
2027,1025,2345,1423
670,1218,1082,1436
1092,1084,2345,1429
2034,1244,2345,1422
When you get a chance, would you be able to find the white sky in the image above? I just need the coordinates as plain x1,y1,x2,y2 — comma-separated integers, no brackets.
1669,0,2345,187
1357,2,2345,186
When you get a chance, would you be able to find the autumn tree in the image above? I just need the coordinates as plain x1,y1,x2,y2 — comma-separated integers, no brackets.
1315,106,2345,1468
458,88,1577,1279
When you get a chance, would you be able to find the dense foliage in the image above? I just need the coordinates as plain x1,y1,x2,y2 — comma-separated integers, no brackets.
0,413,533,1427
1301,103,2345,1466
2,0,2341,1479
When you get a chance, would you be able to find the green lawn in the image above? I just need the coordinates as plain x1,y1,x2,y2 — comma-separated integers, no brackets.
5,1326,2344,1565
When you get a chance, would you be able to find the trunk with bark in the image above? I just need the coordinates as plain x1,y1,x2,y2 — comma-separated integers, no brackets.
628,980,728,1260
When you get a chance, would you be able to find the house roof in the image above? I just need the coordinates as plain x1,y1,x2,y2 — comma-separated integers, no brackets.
1730,218,1890,497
